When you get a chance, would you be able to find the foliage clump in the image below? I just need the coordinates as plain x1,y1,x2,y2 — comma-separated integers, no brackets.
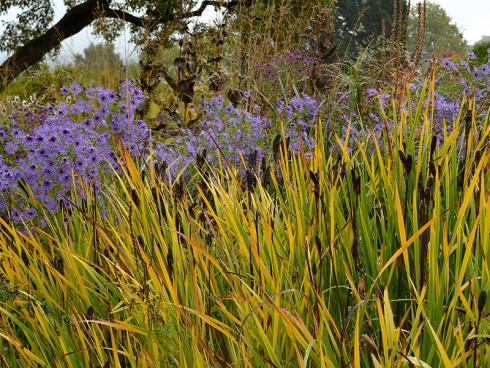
472,40,490,65
0,1,489,367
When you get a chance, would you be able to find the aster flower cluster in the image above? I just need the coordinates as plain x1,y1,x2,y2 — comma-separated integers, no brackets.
3,47,485,225
153,93,322,178
260,47,320,81
154,95,272,178
276,93,320,154
399,51,489,132
2,77,323,223
440,50,489,104
334,51,489,157
0,81,150,225
371,51,487,132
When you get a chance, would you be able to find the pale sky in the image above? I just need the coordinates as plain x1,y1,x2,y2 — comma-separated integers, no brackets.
421,0,490,44
0,0,489,64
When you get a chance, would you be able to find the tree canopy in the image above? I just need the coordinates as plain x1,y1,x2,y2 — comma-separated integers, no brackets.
74,42,122,69
407,1,467,55
472,38,490,64
334,0,408,54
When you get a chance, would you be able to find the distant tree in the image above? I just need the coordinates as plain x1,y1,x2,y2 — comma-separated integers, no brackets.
472,38,490,64
334,0,408,54
74,42,122,69
477,35,490,43
407,1,467,55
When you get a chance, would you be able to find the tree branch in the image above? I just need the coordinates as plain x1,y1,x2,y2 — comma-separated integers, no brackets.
105,8,145,27
182,0,238,18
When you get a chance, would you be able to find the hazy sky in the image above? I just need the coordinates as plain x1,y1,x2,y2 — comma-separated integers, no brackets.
0,0,489,63
423,0,490,44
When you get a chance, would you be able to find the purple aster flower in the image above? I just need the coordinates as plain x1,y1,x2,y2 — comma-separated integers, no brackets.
97,91,110,104
379,93,390,106
38,217,47,228
481,64,490,75
460,60,470,73
85,87,97,99
442,58,457,71
367,87,377,97
5,142,18,155
69,83,82,95
225,105,234,115
25,207,37,220
368,112,380,123
474,67,482,80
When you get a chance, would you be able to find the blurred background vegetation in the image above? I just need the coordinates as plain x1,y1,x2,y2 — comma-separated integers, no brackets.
0,0,476,113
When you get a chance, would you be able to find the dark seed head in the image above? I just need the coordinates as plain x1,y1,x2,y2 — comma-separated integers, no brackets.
314,235,322,255
227,89,241,106
430,137,437,156
465,110,472,130
131,189,139,207
309,170,319,188
474,150,482,164
167,248,174,277
245,170,256,191
398,150,412,176
137,235,146,251
261,165,271,188
21,249,30,267
197,149,207,168
478,290,487,314
86,306,94,320
404,155,412,176
377,284,386,301
247,150,258,168
53,257,64,275
272,133,282,157
174,179,185,200
351,168,361,196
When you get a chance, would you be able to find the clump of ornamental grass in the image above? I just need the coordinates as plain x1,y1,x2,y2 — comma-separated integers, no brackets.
0,78,488,367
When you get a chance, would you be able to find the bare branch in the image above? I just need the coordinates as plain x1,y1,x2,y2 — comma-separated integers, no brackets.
182,0,238,18
104,8,145,28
